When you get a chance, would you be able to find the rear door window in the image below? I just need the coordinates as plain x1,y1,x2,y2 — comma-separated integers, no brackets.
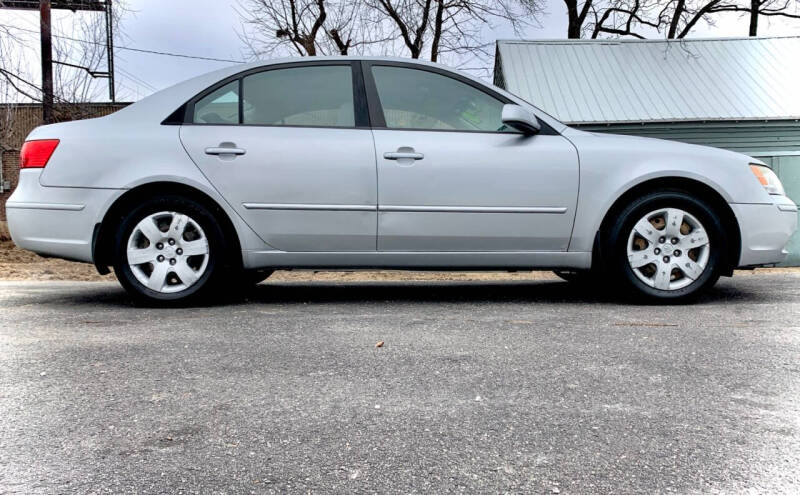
193,81,240,124
242,65,355,127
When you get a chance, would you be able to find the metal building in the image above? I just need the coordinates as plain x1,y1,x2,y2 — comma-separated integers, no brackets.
494,37,800,265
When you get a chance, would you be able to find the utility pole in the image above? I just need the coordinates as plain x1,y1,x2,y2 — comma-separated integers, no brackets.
0,1,115,117
40,0,54,123
105,0,114,101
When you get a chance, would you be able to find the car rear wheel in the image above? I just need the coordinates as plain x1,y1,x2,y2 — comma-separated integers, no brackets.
112,196,232,304
604,189,726,302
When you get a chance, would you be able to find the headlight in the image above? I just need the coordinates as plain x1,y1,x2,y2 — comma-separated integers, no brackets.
749,164,786,196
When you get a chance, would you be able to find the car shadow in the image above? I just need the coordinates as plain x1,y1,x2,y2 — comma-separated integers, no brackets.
10,278,776,309
235,278,771,307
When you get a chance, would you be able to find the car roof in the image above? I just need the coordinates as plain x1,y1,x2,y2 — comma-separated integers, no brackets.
110,56,565,131
235,55,457,69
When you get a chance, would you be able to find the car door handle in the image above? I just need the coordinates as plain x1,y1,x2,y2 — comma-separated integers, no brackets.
384,150,424,161
205,146,246,156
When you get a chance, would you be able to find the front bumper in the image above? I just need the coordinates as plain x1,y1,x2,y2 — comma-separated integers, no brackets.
6,170,121,263
732,196,798,267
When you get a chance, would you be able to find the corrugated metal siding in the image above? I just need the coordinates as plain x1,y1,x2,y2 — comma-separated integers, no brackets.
764,155,800,266
496,37,800,124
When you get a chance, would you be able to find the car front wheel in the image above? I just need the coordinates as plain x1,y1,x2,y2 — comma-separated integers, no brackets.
605,189,726,302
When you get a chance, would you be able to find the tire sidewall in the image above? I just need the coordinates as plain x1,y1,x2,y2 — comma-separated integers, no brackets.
606,190,726,301
112,196,229,304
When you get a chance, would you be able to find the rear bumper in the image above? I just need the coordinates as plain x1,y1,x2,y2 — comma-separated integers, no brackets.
6,170,121,263
732,197,798,267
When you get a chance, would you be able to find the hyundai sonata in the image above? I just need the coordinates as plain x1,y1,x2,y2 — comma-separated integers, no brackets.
7,57,798,303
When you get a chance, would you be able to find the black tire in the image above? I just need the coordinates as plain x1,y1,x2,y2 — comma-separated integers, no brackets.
603,189,726,302
112,195,234,305
243,269,274,286
553,269,594,284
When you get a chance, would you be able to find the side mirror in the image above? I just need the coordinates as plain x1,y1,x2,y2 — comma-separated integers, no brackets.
502,104,541,135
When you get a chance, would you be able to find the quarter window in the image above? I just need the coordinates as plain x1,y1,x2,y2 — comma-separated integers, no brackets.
193,81,239,124
242,65,355,127
371,66,511,132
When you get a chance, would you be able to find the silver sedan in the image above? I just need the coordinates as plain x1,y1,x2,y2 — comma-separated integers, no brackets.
7,57,798,304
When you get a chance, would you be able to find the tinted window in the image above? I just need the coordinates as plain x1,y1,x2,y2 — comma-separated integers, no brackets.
193,81,239,124
242,65,355,127
371,66,510,132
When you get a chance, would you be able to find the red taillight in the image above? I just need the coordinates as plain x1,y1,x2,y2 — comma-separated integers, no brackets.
20,139,60,169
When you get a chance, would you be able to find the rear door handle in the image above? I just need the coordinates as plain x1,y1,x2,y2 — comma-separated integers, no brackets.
205,146,246,156
384,151,424,160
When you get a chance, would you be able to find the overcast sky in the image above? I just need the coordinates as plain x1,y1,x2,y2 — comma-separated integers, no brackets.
2,0,798,102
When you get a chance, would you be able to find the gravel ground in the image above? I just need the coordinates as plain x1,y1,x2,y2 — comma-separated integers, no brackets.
1,273,799,494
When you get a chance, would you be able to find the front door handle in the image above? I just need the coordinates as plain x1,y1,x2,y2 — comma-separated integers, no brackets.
384,151,424,161
384,146,424,163
205,145,246,156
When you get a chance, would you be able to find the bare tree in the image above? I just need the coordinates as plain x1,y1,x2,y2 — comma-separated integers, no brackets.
237,0,396,57
325,0,393,54
365,0,432,58
237,0,325,56
590,0,662,38
655,0,730,38
705,0,800,35
52,11,113,109
238,0,542,75
563,0,800,39
564,0,658,38
238,0,328,56
0,33,28,155
326,1,361,54
434,1,542,63
0,3,125,110
564,0,594,37
365,0,541,62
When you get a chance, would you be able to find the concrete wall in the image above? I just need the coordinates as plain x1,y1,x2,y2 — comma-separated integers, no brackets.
576,120,800,266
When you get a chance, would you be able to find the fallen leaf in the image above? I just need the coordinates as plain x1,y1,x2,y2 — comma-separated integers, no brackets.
375,341,384,348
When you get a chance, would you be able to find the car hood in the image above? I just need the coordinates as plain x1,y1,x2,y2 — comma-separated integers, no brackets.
561,127,763,166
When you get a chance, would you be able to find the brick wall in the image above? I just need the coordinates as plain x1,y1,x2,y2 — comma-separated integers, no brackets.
1,151,20,220
0,103,130,221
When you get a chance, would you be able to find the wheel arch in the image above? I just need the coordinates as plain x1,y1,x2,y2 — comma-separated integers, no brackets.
92,181,243,274
595,176,741,276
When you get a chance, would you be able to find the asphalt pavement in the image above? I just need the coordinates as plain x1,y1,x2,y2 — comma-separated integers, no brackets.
1,273,799,493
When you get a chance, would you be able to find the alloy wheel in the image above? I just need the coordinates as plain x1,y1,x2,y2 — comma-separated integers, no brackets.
626,207,710,291
126,211,210,293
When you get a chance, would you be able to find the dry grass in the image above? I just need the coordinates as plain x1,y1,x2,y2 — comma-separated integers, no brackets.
0,241,114,282
0,221,796,282
0,221,10,242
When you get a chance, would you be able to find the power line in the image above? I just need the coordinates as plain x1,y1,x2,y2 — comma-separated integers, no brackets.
0,67,90,104
115,60,157,92
6,21,203,96
7,25,245,63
